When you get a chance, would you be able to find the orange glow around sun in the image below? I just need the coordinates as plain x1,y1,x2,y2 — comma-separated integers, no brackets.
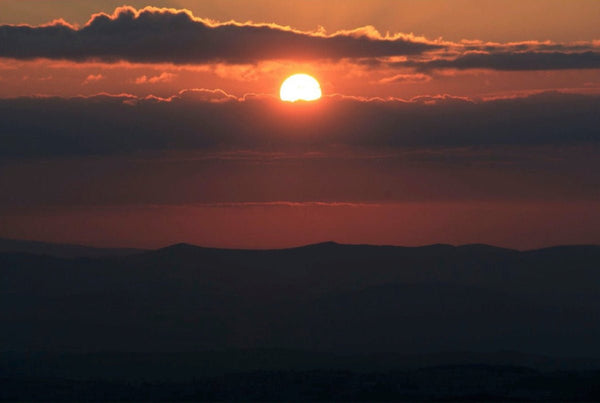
280,74,322,102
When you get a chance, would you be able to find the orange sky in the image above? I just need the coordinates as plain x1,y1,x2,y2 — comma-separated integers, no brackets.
0,3,599,100
3,0,600,42
2,58,599,100
0,2,599,248
2,201,600,250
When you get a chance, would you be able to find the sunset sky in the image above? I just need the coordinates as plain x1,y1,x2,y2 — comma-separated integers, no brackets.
1,0,599,249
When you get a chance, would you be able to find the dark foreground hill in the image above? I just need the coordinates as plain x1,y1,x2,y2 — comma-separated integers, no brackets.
3,241,600,355
2,241,600,400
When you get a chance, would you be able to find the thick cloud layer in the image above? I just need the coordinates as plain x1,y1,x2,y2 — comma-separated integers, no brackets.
1,5,598,72
1,91,599,159
407,51,600,71
0,6,437,64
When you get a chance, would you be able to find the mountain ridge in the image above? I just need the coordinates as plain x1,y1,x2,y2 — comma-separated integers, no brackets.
2,238,600,356
3,237,600,259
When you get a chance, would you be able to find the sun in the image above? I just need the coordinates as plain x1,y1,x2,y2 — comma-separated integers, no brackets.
280,74,322,102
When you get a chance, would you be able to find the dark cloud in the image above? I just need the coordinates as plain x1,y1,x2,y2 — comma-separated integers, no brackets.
1,91,599,159
461,41,599,54
1,5,597,73
0,6,438,64
405,51,600,71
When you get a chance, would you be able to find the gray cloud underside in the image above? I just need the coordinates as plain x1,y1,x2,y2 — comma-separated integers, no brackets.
0,7,597,71
1,92,599,159
404,51,600,71
0,8,437,63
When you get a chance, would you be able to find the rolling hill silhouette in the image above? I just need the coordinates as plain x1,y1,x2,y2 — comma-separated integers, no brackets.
3,240,600,400
2,240,600,355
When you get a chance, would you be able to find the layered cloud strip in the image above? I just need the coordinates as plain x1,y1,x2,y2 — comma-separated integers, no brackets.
1,91,598,159
0,6,437,64
0,6,599,72
403,50,600,71
0,6,598,159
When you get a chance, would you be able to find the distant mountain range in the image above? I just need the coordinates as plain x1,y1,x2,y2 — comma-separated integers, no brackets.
2,239,600,357
2,239,600,400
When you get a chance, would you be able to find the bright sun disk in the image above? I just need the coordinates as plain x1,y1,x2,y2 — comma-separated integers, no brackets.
280,74,322,102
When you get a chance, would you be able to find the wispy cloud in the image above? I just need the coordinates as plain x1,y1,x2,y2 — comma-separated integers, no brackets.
378,73,431,84
82,73,104,84
134,72,176,84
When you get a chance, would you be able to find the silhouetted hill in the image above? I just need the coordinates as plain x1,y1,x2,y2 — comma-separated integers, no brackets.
0,238,144,258
2,358,600,401
3,349,600,382
3,241,600,400
2,241,600,358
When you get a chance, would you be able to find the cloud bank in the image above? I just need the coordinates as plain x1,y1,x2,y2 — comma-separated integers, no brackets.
0,5,598,73
0,6,438,64
406,51,600,71
1,91,598,159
